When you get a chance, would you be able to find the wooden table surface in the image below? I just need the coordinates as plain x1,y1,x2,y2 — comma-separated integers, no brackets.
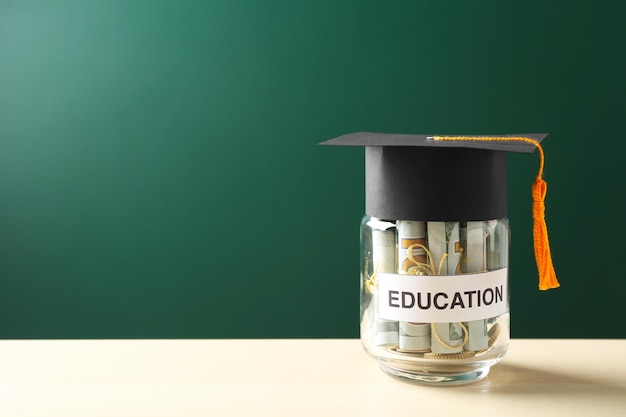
0,339,624,416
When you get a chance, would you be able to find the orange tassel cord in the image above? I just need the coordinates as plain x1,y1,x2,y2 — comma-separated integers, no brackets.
432,136,560,290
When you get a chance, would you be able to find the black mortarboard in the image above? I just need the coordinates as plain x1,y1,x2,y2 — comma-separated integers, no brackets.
320,132,546,222
320,132,559,290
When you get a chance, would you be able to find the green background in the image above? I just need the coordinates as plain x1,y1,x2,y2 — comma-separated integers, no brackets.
1,1,624,339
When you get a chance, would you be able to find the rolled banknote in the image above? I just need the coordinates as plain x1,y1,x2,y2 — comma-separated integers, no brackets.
398,322,431,352
372,225,396,275
370,221,398,347
431,322,466,354
427,221,448,275
462,221,486,274
446,222,462,274
374,320,399,347
486,219,508,271
429,221,465,354
483,219,508,350
426,221,462,274
397,220,430,351
462,221,490,352
397,220,427,275
466,320,489,352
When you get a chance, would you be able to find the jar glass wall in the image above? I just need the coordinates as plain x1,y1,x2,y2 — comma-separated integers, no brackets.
360,216,510,385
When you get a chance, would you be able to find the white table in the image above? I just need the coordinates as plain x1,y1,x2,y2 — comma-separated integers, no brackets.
0,339,624,416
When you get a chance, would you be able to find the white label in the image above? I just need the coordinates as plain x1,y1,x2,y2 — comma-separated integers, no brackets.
378,269,508,323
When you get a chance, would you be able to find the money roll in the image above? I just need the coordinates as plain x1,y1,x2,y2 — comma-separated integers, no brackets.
371,222,399,347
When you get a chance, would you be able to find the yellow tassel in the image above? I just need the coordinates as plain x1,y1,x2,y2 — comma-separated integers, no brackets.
433,136,560,290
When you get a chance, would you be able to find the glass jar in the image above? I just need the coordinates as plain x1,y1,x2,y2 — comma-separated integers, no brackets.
360,216,510,385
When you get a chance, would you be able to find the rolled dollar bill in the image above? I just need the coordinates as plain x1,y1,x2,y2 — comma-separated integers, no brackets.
370,220,399,347
398,322,431,352
431,322,466,354
427,222,448,275
462,222,486,273
462,221,490,352
482,220,508,351
486,219,508,271
446,222,461,274
397,221,427,275
465,319,489,352
425,221,461,275
486,219,498,270
374,319,399,347
429,221,465,354
397,220,430,351
372,226,396,276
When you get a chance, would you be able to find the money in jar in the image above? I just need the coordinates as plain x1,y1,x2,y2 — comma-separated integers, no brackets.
323,132,560,385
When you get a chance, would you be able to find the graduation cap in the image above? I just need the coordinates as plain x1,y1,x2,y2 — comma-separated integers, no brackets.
320,132,559,290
